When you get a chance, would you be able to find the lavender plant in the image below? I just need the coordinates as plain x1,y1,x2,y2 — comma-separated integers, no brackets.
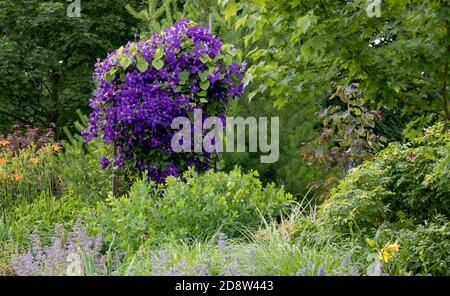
82,19,245,182
11,220,106,276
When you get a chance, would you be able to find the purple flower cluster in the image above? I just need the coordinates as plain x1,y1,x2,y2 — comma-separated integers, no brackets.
82,19,245,182
11,220,104,276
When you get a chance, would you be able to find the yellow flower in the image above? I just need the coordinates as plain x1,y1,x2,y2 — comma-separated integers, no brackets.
0,158,7,165
0,140,10,146
51,144,62,152
378,242,400,263
12,174,23,182
30,157,40,165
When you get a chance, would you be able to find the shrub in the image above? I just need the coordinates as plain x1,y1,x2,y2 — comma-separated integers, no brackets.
86,168,293,250
374,216,450,276
82,19,245,182
319,121,450,234
56,116,116,199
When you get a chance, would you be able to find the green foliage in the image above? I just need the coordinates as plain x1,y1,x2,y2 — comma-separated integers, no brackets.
219,0,449,172
319,121,450,234
56,113,116,199
122,209,357,276
0,113,114,205
0,0,141,135
223,96,333,197
126,0,183,34
86,168,293,250
374,216,450,275
302,84,387,169
0,193,91,246
0,240,17,276
157,168,293,237
85,182,160,251
0,142,59,207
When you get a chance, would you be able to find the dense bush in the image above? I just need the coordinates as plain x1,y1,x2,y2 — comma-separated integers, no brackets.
319,122,450,234
82,19,245,182
86,168,293,250
374,216,450,275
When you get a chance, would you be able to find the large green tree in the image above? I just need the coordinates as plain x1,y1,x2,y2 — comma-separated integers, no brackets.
0,0,141,135
220,0,449,190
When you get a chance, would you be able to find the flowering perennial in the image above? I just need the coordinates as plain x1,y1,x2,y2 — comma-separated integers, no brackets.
82,19,245,182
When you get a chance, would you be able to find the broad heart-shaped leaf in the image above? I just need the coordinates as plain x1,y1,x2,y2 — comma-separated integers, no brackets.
154,47,164,60
152,59,164,70
178,71,189,84
198,70,209,82
196,90,207,97
119,57,132,69
117,46,124,55
199,80,210,90
200,54,212,64
136,57,149,72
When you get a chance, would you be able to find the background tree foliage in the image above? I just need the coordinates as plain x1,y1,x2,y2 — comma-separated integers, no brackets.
0,0,141,135
219,0,449,194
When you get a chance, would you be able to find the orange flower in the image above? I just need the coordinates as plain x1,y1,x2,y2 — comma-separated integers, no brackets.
0,140,10,146
12,174,22,181
0,158,7,165
51,144,62,152
30,157,40,165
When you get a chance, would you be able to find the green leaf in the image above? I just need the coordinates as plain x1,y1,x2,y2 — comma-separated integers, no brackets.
178,71,189,84
152,59,164,70
136,57,149,72
129,44,138,54
199,80,210,90
224,54,233,66
223,1,239,20
119,57,132,69
154,47,164,60
105,71,115,83
117,46,124,55
235,15,248,30
200,54,212,64
296,15,317,34
273,97,288,109
197,90,207,97
198,70,209,82
207,101,219,114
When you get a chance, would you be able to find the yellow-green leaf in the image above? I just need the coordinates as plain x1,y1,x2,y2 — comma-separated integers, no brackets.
224,1,239,21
